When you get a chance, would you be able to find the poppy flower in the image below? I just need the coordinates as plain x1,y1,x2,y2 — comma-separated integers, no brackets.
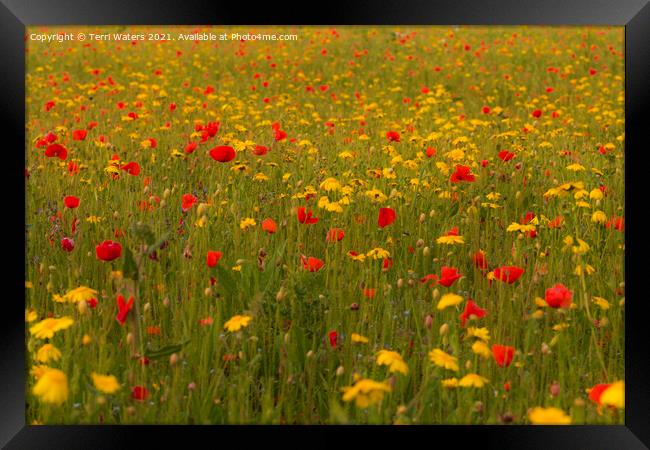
121,161,140,176
605,216,624,231
326,228,345,242
459,299,487,327
492,345,515,367
184,142,198,154
382,258,393,270
131,385,149,401
532,109,542,118
493,266,524,284
386,130,400,142
482,106,491,114
297,207,319,224
420,274,438,286
273,128,287,141
64,196,80,209
328,330,338,348
426,147,437,157
301,254,324,272
61,237,74,252
206,251,223,268
439,266,462,287
498,150,516,162
545,283,572,308
45,143,68,160
473,250,488,270
363,288,376,298
116,295,134,325
378,207,396,228
262,218,277,234
450,165,476,183
209,145,236,162
588,383,612,405
181,194,198,212
45,101,55,112
548,216,564,228
72,129,87,141
252,145,269,156
96,240,122,261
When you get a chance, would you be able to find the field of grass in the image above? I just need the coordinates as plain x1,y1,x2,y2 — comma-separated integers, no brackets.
25,26,625,425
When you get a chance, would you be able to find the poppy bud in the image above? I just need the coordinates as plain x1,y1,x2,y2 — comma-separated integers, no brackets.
550,381,560,397
423,247,430,256
416,239,425,248
336,366,344,376
474,401,484,414
163,188,171,198
77,299,88,315
465,360,472,370
97,396,106,406
306,350,314,359
82,334,91,345
432,288,440,300
188,382,196,391
397,278,404,288
113,211,119,219
423,314,433,329
541,342,550,354
126,333,134,346
163,297,170,307
284,333,290,344
419,213,426,223
169,353,179,366
350,303,359,311
204,287,212,297
143,302,151,313
429,210,436,217
439,322,449,335
276,287,287,301
408,279,415,287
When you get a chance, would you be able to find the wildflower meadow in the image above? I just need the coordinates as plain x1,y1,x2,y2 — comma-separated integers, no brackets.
25,26,625,425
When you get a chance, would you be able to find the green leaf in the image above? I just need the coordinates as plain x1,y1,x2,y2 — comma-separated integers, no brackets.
214,264,237,297
145,339,190,360
122,247,138,281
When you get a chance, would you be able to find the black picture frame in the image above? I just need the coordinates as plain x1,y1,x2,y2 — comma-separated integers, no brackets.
3,0,649,447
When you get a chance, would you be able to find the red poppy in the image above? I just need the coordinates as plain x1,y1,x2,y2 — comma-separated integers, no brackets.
252,145,269,156
363,288,377,298
45,143,68,160
386,130,400,142
131,385,149,401
199,317,214,326
184,142,198,154
459,299,487,327
96,240,122,261
116,294,134,325
64,195,80,209
209,145,236,162
301,254,324,272
378,207,396,228
493,266,524,284
326,228,345,242
450,165,476,183
297,207,319,224
439,266,462,287
273,128,287,141
420,274,438,286
72,129,87,141
521,211,536,224
382,258,393,270
605,216,624,231
473,250,488,270
445,227,459,236
328,330,338,348
498,150,516,162
45,101,55,112
206,251,223,268
426,147,437,157
532,109,542,118
588,383,612,405
482,106,491,114
492,345,515,367
121,161,140,176
481,159,489,168
86,298,98,308
61,237,74,252
262,218,277,234
547,216,564,229
545,283,572,308
181,194,198,212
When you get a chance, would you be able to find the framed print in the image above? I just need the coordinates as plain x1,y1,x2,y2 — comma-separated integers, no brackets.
2,0,649,447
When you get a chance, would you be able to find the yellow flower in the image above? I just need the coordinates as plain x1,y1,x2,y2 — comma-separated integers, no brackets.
36,344,62,363
376,350,409,375
458,373,489,388
341,378,392,408
58,286,97,303
436,235,465,245
25,281,33,289
429,348,459,371
437,293,464,310
351,333,369,344
223,315,252,332
593,297,611,310
91,373,120,394
471,341,492,359
566,163,585,172
320,177,341,192
32,368,68,405
592,210,607,224
528,407,572,425
467,327,491,342
86,215,103,224
506,223,536,233
441,378,459,388
239,218,256,230
29,317,74,339
600,381,624,409
589,189,603,200
82,334,92,345
366,248,390,260
25,308,38,322
347,251,366,262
